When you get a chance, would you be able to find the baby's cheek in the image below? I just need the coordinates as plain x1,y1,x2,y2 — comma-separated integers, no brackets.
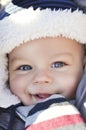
10,78,22,94
66,77,80,98
60,76,78,98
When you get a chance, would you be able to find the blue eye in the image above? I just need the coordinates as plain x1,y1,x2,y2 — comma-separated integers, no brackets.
18,65,32,71
51,62,65,68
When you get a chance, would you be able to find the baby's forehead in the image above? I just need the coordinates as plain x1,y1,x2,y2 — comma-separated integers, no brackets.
9,36,84,51
8,37,84,61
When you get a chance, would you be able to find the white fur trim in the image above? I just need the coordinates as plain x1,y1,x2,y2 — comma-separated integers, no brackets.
0,8,86,107
0,54,20,108
0,8,86,53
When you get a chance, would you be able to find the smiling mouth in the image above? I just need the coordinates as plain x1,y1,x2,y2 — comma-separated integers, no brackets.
33,94,51,101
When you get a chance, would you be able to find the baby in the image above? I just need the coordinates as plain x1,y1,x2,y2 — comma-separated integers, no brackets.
0,0,86,130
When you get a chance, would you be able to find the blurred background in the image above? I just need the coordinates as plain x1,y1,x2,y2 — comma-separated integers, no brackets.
0,0,11,12
0,0,11,5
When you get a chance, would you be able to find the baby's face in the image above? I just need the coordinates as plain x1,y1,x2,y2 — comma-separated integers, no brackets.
9,37,85,105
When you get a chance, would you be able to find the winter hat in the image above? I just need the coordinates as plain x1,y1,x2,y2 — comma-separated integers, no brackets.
0,0,86,108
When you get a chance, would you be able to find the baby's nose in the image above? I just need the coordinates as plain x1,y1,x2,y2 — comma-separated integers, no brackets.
33,70,53,84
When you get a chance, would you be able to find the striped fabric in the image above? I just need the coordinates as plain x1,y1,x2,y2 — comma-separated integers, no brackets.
25,95,86,130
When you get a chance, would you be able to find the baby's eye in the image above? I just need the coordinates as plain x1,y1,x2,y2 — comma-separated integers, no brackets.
17,65,32,71
51,61,66,68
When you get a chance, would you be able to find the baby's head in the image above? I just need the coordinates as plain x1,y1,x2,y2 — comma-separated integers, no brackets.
0,0,86,107
8,37,86,106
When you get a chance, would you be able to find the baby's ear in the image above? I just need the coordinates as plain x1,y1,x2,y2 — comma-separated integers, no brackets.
83,45,86,64
84,55,86,63
83,55,86,70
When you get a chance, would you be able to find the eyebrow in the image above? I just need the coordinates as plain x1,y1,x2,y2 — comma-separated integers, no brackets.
52,52,73,58
51,52,74,63
9,56,28,64
10,52,73,64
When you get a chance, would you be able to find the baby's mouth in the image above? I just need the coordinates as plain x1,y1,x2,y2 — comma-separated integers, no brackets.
33,94,51,101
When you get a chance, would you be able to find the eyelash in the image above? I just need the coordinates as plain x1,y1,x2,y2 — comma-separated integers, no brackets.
17,65,32,71
16,61,67,71
51,61,67,68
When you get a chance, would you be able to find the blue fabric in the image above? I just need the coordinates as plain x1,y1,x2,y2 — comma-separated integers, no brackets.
0,9,10,20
